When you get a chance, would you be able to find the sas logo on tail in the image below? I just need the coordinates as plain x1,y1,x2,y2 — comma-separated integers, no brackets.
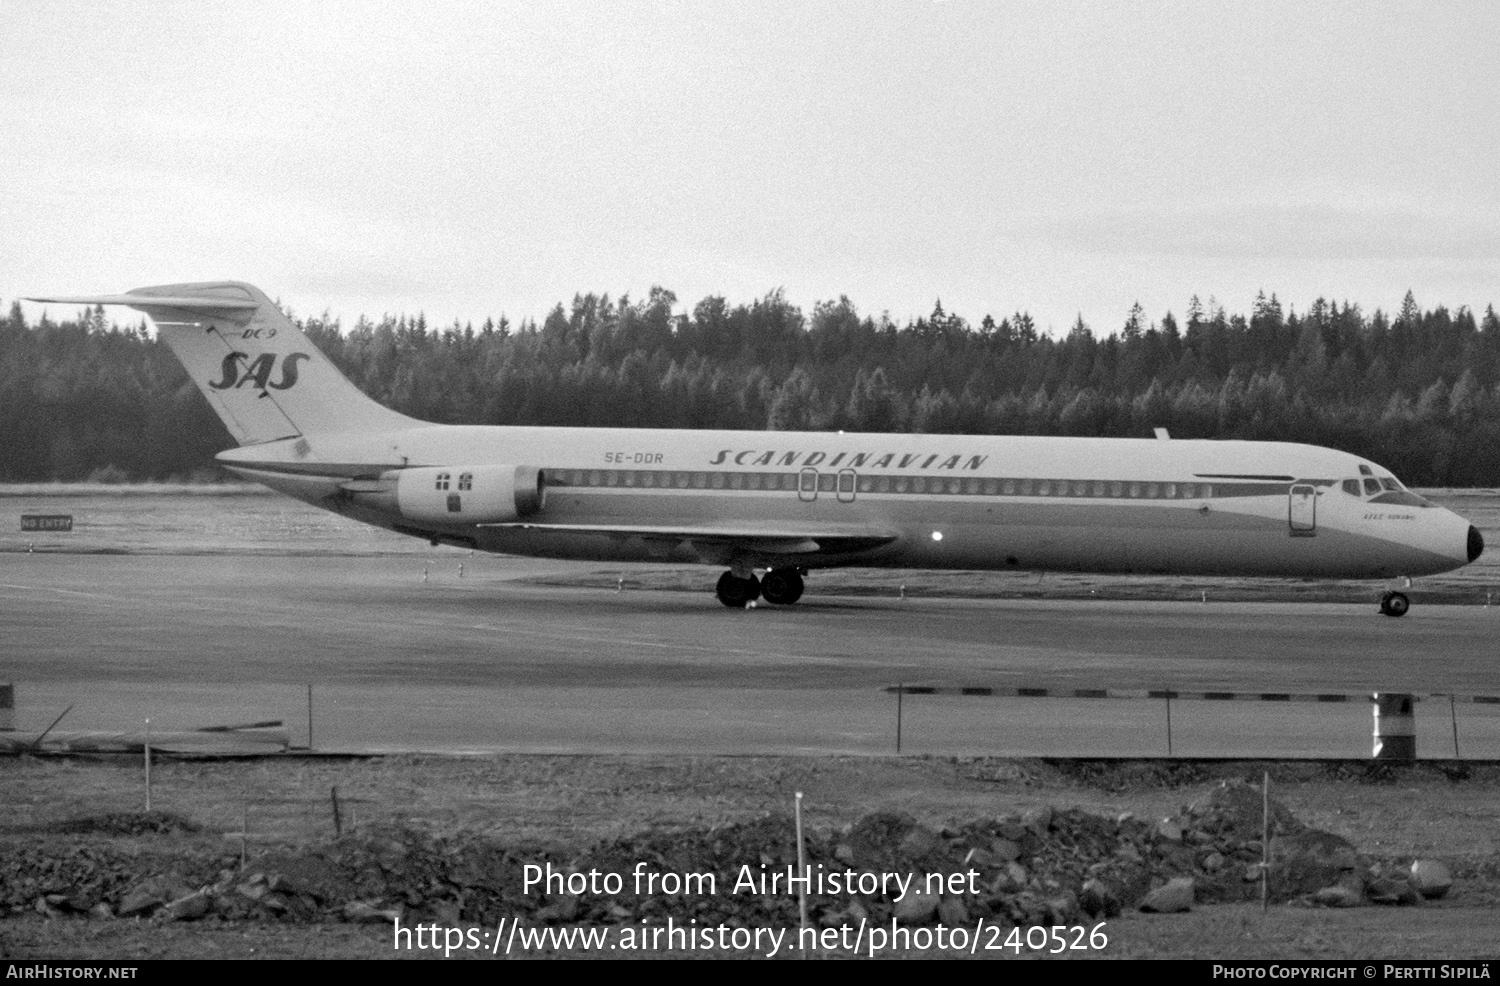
209,352,310,391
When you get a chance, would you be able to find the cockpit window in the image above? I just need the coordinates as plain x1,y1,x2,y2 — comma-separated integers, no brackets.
1380,478,1401,491
1363,478,1382,495
1342,479,1361,496
1370,490,1431,508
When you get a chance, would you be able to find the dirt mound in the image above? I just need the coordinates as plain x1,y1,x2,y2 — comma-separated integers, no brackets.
0,786,1444,926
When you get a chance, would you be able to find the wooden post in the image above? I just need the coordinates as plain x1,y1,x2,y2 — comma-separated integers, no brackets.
331,785,343,837
241,803,248,870
306,684,314,751
1165,693,1174,757
1261,771,1269,912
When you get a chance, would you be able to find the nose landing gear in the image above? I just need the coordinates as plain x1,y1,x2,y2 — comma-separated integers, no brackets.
1379,591,1410,618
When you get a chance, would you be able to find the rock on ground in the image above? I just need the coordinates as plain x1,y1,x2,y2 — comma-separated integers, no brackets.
1140,877,1195,913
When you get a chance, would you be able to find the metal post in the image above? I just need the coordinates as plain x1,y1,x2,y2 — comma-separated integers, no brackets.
896,684,903,754
144,718,152,812
1372,693,1416,760
32,704,73,751
794,792,808,952
1450,695,1461,760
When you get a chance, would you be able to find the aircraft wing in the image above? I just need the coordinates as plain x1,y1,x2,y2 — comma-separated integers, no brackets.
480,521,898,556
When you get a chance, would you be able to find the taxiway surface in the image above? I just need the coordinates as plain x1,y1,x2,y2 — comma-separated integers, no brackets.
2,553,1497,757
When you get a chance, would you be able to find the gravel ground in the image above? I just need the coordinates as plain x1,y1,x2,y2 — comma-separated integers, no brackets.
2,754,1497,960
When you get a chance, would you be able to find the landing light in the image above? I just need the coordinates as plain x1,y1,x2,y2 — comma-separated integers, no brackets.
931,531,943,542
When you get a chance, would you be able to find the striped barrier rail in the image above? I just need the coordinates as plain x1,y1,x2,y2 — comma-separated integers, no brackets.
882,685,1500,704
883,685,1500,759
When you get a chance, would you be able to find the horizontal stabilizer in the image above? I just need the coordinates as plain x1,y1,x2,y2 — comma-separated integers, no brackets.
25,293,259,310
23,280,417,446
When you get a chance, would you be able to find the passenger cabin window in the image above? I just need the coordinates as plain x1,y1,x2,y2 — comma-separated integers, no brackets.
435,472,450,491
458,472,473,491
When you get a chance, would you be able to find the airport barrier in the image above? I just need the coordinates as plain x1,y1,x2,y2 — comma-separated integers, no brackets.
0,719,289,755
0,686,291,754
884,684,1500,759
883,685,1500,704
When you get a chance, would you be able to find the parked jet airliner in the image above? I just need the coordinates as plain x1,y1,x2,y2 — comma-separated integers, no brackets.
28,282,1484,615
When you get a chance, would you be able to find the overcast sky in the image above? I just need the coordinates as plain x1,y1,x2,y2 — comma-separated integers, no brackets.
4,1,1496,334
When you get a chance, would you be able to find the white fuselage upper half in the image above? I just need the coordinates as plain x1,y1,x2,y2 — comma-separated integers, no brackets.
217,424,1481,580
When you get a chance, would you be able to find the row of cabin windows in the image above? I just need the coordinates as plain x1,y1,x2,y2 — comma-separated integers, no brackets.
434,472,474,491
543,468,1218,500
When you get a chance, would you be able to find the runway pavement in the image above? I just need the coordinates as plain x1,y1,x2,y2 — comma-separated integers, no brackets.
2,553,1497,757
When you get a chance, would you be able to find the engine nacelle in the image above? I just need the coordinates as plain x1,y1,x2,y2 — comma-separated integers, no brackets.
395,465,545,524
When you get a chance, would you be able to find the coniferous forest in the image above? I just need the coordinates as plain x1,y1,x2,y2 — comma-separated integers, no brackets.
3,289,1500,486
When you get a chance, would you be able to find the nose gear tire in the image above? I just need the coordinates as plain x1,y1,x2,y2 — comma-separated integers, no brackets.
1379,591,1410,617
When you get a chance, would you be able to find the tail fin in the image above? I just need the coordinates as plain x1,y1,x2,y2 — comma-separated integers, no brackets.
26,281,416,445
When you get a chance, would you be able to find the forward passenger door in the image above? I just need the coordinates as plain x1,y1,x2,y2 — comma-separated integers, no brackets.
1289,485,1317,536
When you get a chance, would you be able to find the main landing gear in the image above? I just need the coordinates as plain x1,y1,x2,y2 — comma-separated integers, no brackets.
1379,591,1410,618
715,567,805,607
760,568,805,605
716,571,759,607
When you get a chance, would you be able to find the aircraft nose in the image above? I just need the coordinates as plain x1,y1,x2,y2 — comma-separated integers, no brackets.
1470,525,1485,563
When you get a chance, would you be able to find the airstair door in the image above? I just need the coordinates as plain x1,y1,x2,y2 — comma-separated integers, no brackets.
1289,485,1317,536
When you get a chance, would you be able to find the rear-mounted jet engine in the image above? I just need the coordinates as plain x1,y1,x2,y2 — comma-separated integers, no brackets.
395,465,545,523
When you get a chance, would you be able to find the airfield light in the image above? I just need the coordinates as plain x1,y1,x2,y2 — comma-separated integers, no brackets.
931,531,943,542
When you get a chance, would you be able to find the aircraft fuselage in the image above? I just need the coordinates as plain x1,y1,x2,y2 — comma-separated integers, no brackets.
218,425,1480,581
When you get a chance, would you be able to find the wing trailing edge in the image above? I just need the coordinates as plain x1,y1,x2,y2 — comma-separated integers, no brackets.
485,521,897,556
